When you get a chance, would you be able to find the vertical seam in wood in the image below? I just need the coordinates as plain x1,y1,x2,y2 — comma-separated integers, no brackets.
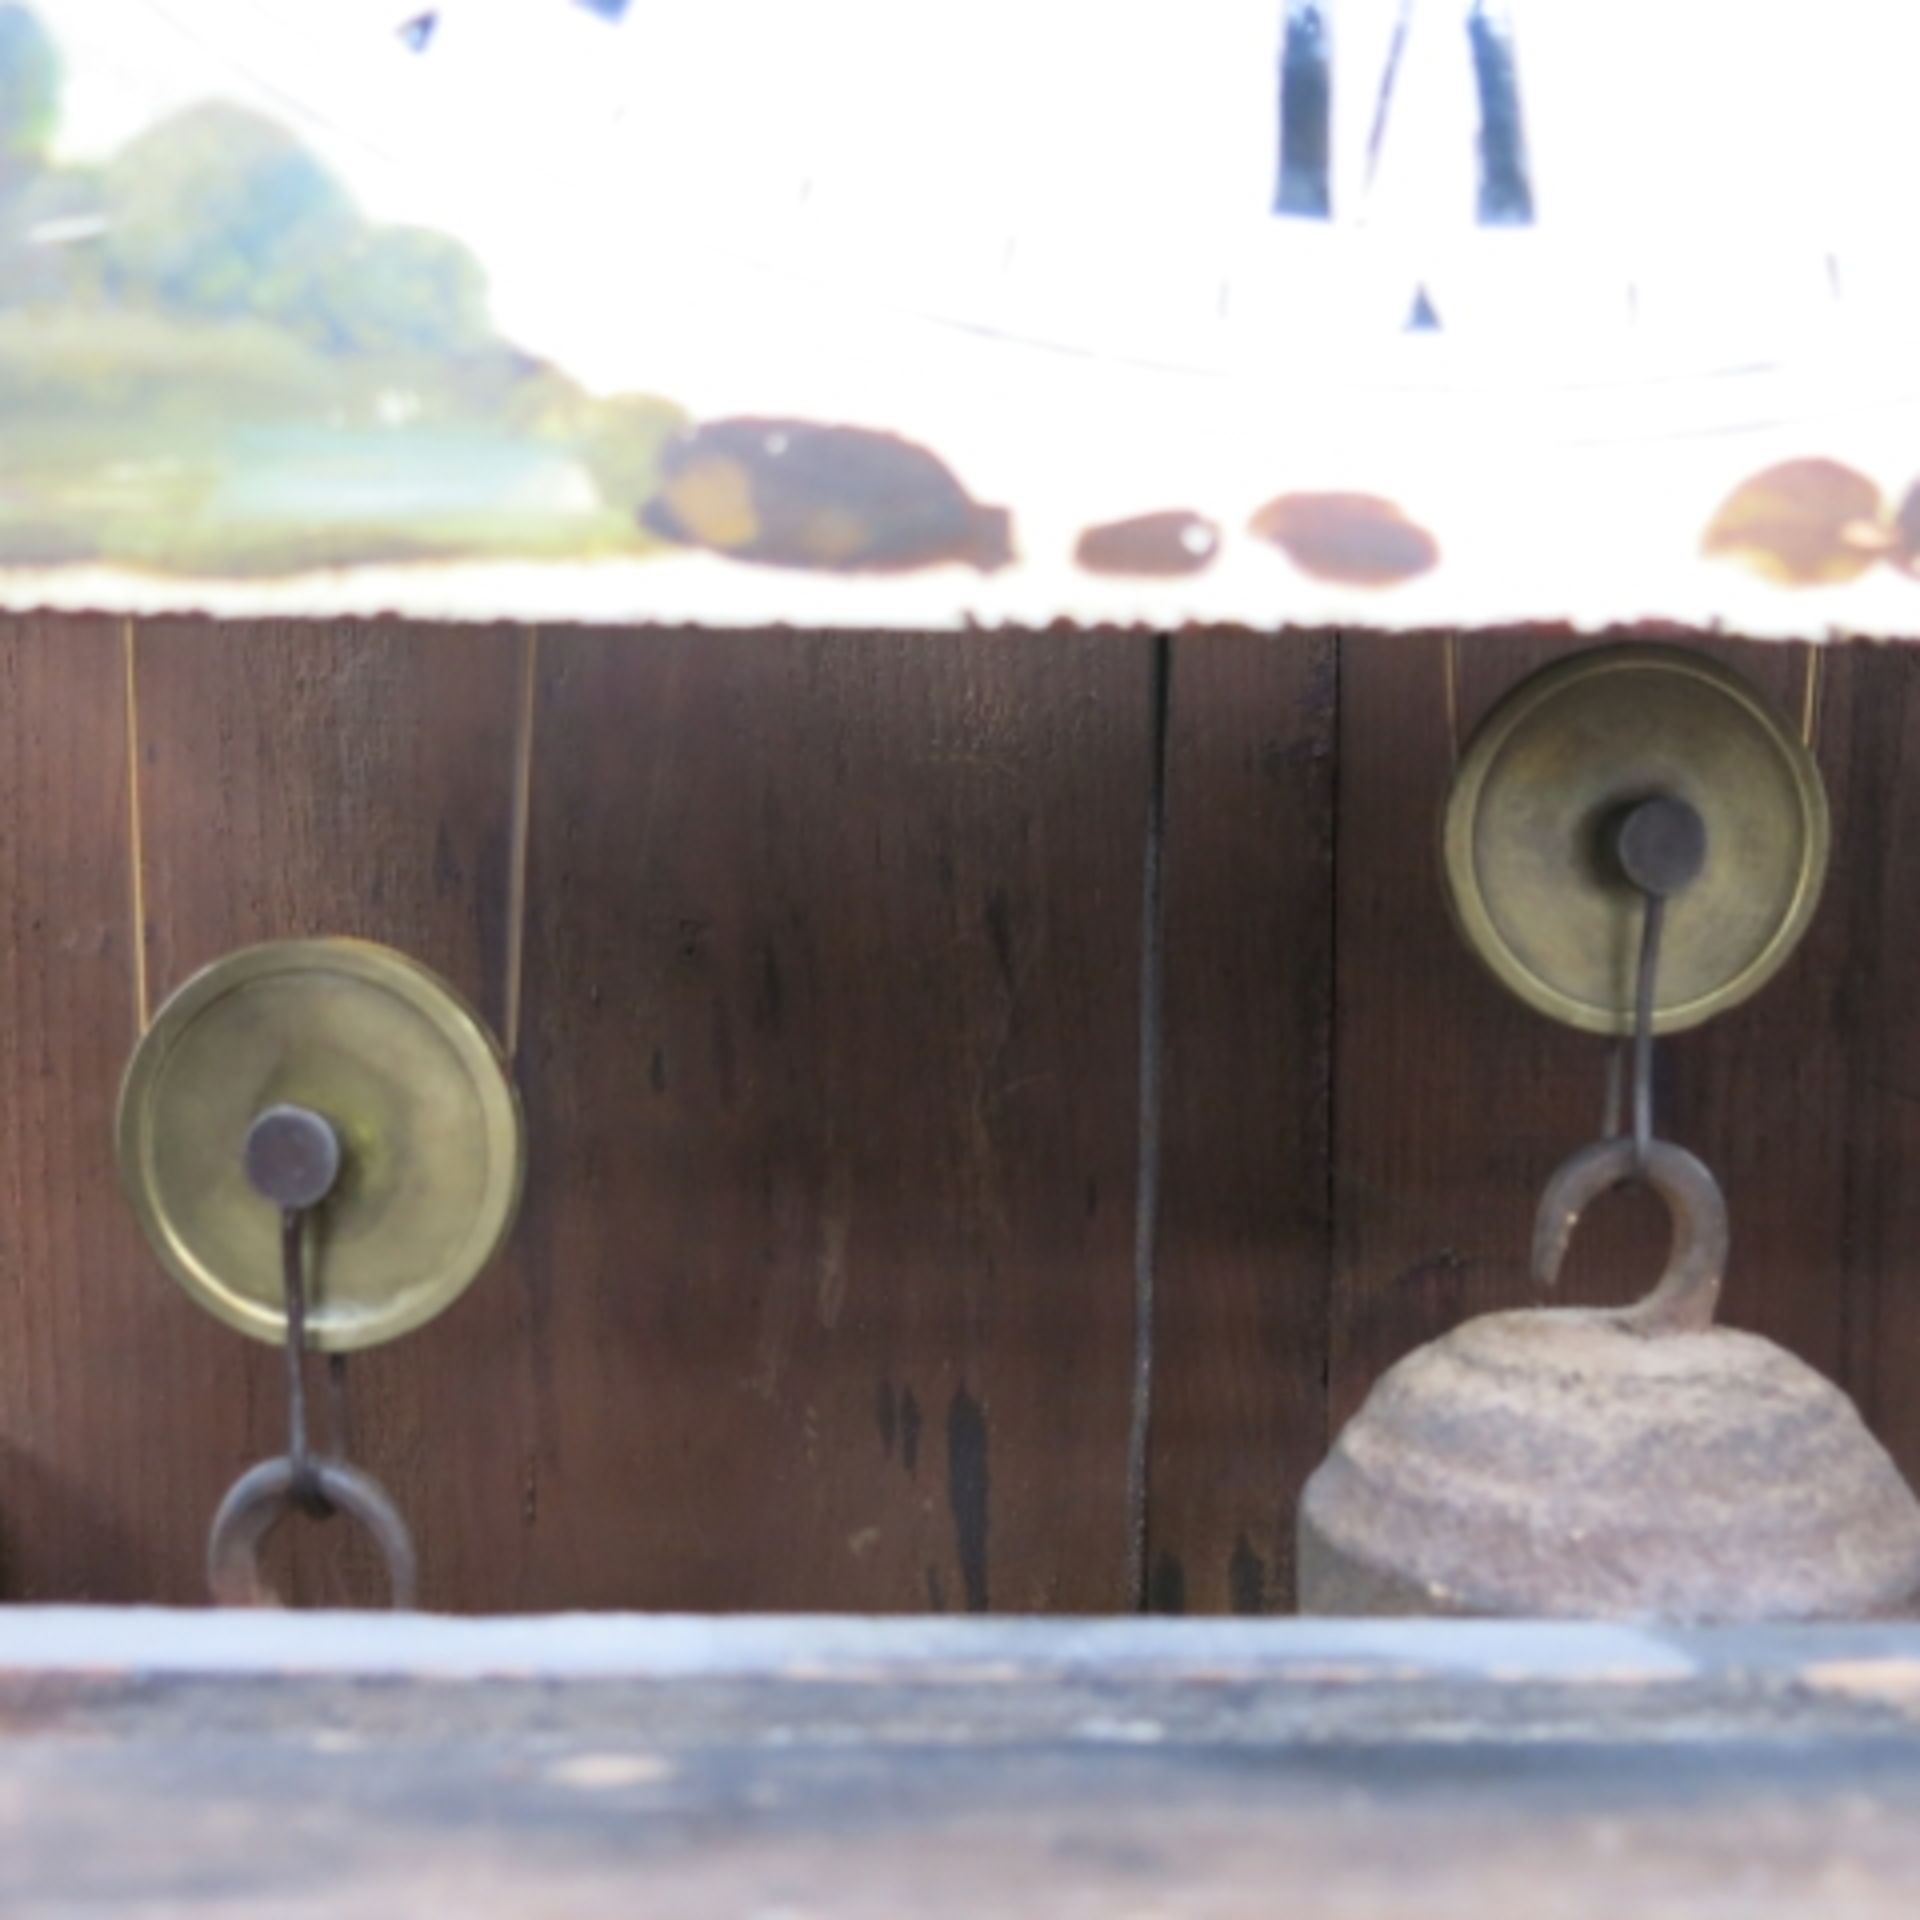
504,625,540,1062
1836,649,1881,1419
122,618,150,1034
1321,634,1345,1462
1127,631,1172,1611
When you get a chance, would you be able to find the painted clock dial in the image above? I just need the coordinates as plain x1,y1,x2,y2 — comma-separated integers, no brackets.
5,0,1920,635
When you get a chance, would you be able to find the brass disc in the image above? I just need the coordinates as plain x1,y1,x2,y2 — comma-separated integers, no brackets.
117,939,524,1351
1443,646,1829,1035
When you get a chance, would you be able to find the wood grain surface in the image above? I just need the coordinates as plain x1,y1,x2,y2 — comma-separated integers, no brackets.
1828,646,1920,1485
0,618,175,1601
1328,633,1852,1433
0,616,1906,1613
504,627,1150,1610
1147,632,1336,1613
131,618,528,1607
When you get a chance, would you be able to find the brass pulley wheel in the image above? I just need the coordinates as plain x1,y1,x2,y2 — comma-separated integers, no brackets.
117,938,524,1351
1443,645,1829,1035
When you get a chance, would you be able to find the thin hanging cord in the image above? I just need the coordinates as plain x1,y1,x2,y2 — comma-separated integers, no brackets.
121,619,151,1033
1126,633,1171,1612
1442,632,1462,768
503,627,540,1062
1800,642,1824,748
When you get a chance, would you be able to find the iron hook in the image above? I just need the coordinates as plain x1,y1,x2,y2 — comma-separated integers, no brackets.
1531,1135,1729,1335
209,1100,419,1608
207,1456,419,1609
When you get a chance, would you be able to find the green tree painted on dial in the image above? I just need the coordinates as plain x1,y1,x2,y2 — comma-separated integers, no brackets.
0,3,59,196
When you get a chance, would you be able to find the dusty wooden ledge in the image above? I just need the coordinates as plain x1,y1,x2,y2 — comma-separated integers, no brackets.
3,1612,1920,1917
4,1605,1920,1680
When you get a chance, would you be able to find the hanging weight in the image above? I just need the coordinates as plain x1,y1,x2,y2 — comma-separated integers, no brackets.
1298,1143,1920,1621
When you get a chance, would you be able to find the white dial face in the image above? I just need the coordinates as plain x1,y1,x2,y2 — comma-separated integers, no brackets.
51,1,1915,367
8,0,1920,634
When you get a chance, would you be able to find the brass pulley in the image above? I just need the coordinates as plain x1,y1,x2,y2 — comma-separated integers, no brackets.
117,938,525,1607
118,938,524,1351
1443,645,1829,1034
1301,640,1920,1621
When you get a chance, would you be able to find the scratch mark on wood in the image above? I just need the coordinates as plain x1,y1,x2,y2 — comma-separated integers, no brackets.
432,819,461,897
1149,1551,1187,1615
1230,1534,1269,1615
947,1387,991,1612
755,936,784,1034
984,887,1017,996
816,1158,853,1331
900,1388,922,1475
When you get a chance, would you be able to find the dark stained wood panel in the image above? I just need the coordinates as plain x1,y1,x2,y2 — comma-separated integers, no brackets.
1676,641,1856,1381
0,614,1902,1618
0,615,212,1602
132,619,528,1608
1328,633,1855,1452
508,629,1150,1611
135,619,524,1018
1146,632,1336,1613
1829,645,1920,1487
